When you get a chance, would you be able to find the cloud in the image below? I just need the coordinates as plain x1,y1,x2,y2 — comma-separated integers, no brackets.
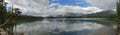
5,0,115,17
5,0,49,16
86,0,117,10
56,5,103,14
43,4,103,17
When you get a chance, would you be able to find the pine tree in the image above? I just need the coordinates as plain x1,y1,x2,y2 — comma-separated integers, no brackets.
0,0,7,24
117,0,120,19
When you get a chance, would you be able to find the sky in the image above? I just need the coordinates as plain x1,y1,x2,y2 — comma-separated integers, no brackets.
5,0,117,17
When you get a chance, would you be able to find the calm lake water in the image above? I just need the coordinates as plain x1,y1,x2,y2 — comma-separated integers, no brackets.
13,18,116,35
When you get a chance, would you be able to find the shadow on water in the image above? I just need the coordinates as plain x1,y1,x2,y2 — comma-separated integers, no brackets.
0,17,43,35
50,29,91,35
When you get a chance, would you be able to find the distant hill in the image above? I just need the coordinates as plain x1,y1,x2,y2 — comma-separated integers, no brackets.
81,10,117,18
46,12,84,18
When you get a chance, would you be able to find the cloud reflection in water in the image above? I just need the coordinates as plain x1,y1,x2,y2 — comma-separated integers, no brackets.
13,19,112,35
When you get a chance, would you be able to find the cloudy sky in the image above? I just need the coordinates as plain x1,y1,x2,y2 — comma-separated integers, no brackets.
5,0,117,17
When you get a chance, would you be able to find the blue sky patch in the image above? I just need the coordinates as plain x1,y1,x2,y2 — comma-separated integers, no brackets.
49,0,91,7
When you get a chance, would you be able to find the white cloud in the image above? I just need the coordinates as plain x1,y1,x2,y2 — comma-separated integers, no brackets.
5,0,49,16
56,5,103,14
44,5,103,17
6,0,113,17
86,0,117,10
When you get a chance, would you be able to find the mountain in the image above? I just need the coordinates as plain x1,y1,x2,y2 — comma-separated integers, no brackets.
81,10,117,18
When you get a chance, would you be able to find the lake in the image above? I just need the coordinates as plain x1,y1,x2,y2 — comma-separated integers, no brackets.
12,18,116,35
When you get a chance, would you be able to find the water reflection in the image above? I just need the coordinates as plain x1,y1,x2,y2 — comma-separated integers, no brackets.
13,18,115,35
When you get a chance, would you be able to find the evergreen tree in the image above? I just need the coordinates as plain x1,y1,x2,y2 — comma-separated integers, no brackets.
0,0,7,24
117,0,120,19
13,8,22,15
